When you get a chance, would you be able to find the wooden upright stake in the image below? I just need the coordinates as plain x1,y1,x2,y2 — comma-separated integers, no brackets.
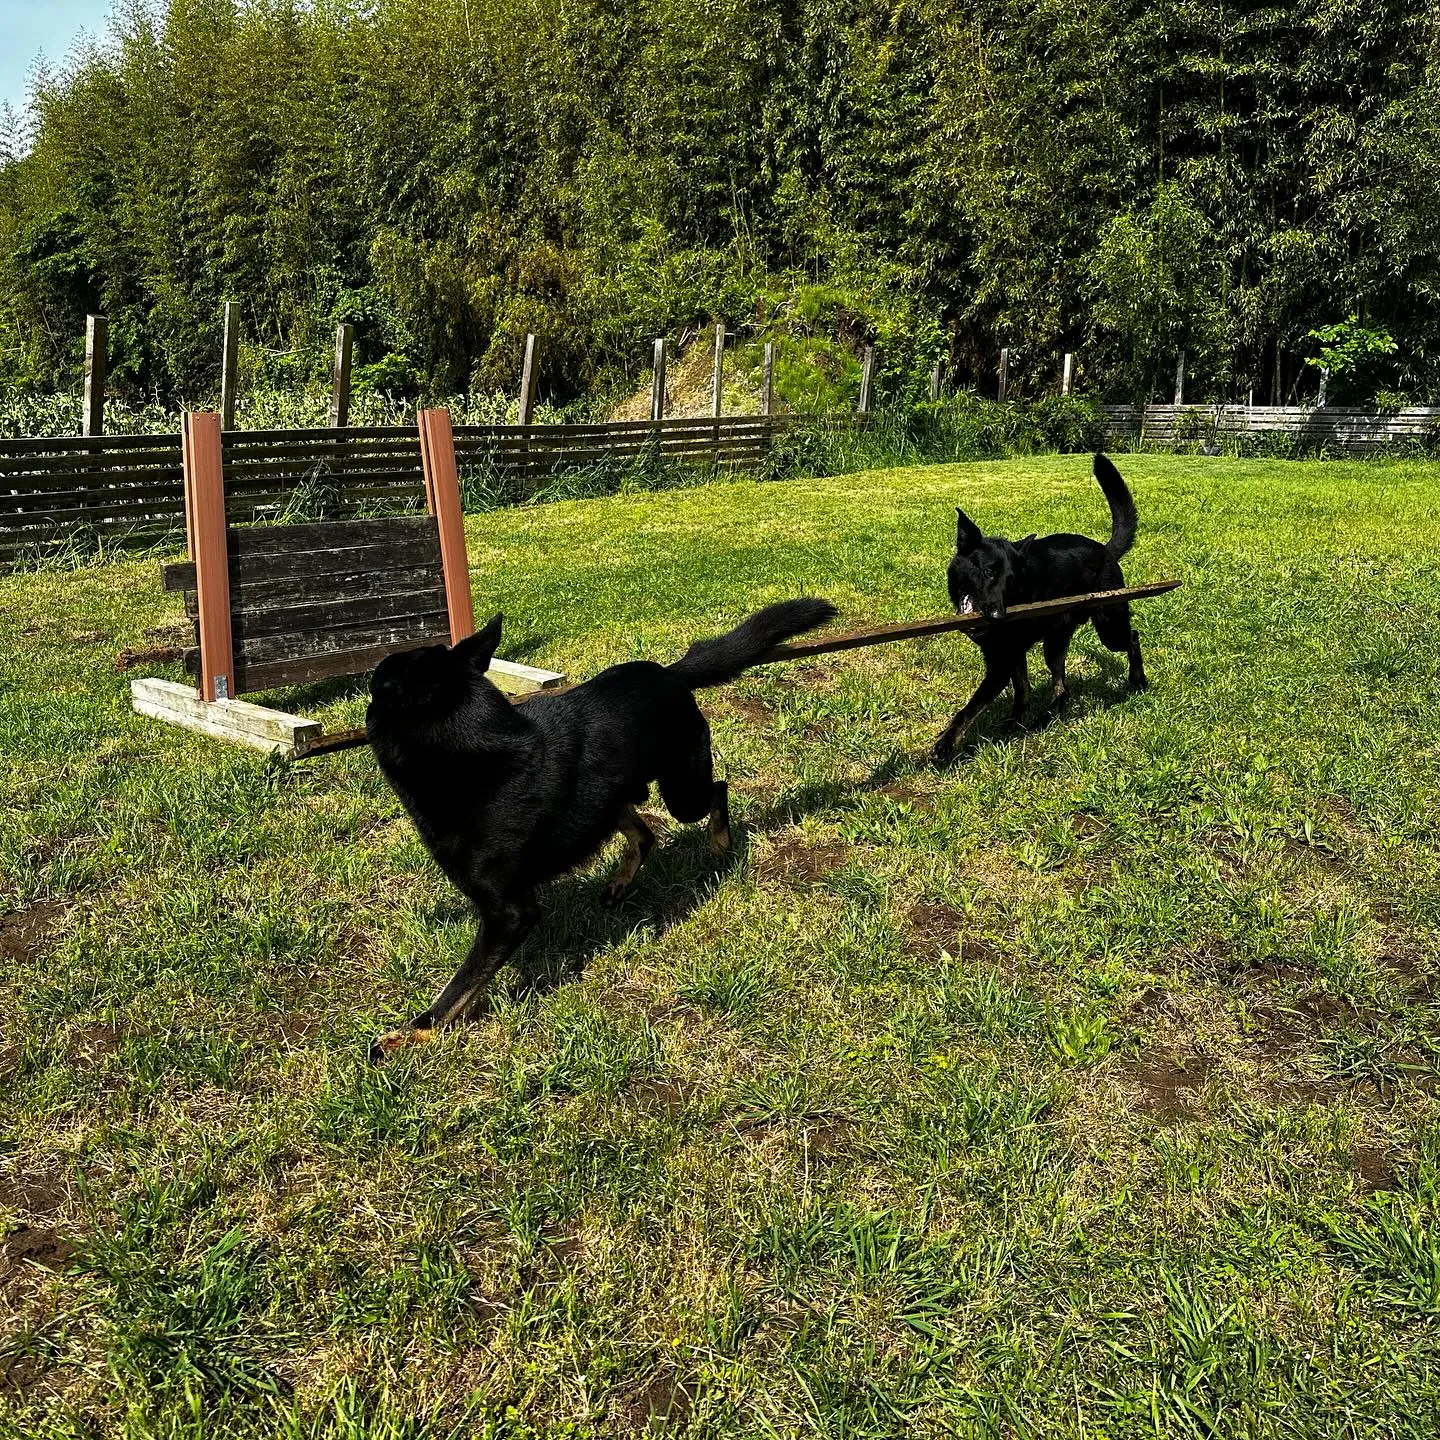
1318,366,1329,407
417,409,476,645
651,339,667,422
930,360,943,402
997,347,1009,402
220,302,240,431
83,315,107,437
518,333,540,426
1174,351,1186,406
762,341,775,416
181,410,234,703
858,346,876,414
711,322,725,418
329,323,354,428
1062,353,1074,396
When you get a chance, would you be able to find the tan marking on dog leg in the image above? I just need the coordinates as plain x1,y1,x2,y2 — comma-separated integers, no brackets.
709,780,732,857
370,1025,436,1061
602,808,652,904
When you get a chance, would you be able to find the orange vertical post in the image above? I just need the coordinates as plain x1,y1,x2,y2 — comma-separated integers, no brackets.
417,409,475,644
182,410,235,702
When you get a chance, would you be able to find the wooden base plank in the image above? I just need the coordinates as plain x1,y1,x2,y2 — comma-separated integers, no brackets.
131,677,322,755
487,658,567,694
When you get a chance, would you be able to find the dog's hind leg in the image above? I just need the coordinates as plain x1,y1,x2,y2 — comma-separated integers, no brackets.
601,807,657,907
370,894,538,1061
930,660,1012,768
1093,602,1148,691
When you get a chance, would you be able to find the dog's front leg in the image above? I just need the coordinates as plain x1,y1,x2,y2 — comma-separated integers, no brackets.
370,898,535,1061
930,664,1012,768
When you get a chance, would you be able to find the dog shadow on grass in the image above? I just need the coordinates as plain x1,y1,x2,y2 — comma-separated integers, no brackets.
504,827,743,999
747,649,1144,830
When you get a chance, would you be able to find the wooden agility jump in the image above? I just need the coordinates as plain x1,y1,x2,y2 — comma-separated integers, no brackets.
131,408,565,755
131,405,1180,758
285,579,1182,760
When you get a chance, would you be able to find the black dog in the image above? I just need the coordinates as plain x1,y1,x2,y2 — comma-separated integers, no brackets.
930,453,1147,766
365,598,836,1057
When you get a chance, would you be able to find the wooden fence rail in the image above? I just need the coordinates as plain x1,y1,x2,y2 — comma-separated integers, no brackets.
0,414,804,565
1103,403,1440,454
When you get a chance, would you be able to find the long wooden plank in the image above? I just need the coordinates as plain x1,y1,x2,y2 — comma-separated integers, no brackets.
759,581,1183,663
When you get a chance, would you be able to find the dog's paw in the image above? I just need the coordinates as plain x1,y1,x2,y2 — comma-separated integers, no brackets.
368,1026,433,1063
1129,674,1151,692
599,883,629,909
929,739,956,770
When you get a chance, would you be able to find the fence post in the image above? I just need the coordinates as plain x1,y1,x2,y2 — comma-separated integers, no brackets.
762,341,775,416
518,333,540,426
329,322,354,429
711,323,725,418
1174,351,1186,406
181,410,235,703
858,345,876,414
220,302,240,431
1318,366,1329,407
1062,353,1074,396
651,338,667,422
82,315,107,437
930,360,943,401
998,348,1010,402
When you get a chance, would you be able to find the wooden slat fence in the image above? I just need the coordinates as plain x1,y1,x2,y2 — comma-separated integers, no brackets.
0,414,799,565
1103,404,1440,454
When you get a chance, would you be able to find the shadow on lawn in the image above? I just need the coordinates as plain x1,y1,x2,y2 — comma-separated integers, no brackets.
507,827,742,998
750,649,1143,826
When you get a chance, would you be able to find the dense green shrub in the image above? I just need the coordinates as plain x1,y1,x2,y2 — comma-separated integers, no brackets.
1,0,1436,410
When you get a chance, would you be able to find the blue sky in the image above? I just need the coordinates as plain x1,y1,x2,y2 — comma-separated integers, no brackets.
1,0,113,115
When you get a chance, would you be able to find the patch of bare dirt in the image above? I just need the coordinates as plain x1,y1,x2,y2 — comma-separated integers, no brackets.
0,902,66,966
0,1168,68,1222
622,1369,695,1430
68,630,111,646
907,901,963,955
1125,1054,1215,1120
71,1023,124,1059
763,839,848,887
631,1080,690,1118
1378,952,1436,1003
724,694,776,729
1351,1144,1395,1192
1,1227,74,1277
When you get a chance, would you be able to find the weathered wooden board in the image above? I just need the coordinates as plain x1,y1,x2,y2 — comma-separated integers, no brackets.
131,677,321,754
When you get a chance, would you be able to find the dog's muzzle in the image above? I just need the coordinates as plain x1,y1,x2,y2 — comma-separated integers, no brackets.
983,604,1006,621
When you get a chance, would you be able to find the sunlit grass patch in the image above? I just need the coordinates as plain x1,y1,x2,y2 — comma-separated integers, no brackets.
2,454,1440,1434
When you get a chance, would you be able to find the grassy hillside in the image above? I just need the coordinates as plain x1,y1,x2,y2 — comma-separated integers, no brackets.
2,456,1439,1436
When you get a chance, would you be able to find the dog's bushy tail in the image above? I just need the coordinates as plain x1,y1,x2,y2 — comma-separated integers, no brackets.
668,598,838,690
1094,453,1138,560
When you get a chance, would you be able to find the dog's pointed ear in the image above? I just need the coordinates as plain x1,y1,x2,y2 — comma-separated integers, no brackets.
955,508,983,552
452,611,503,671
1016,533,1037,556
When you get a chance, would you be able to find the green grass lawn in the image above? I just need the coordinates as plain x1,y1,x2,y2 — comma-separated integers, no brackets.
2,454,1440,1437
